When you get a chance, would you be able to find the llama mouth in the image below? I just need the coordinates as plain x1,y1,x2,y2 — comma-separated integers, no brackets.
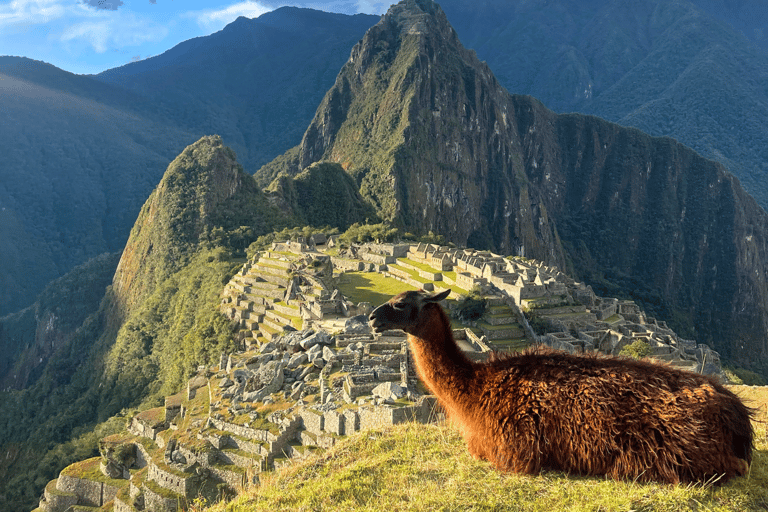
369,321,386,333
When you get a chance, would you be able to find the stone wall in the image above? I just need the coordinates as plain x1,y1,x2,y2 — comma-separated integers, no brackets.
209,418,278,443
42,479,77,512
359,396,440,430
330,257,365,272
56,472,123,508
142,482,178,512
148,462,196,499
113,495,137,512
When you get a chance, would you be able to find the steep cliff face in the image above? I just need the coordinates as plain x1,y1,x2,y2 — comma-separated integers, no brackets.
113,135,277,314
0,253,119,390
521,110,768,362
261,0,768,364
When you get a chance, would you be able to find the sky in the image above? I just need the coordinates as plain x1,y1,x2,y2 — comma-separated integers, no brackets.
0,0,390,75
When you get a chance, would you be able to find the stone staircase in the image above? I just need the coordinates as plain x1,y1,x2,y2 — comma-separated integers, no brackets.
478,298,528,351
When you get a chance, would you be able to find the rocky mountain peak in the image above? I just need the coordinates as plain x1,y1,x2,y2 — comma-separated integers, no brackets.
382,0,447,35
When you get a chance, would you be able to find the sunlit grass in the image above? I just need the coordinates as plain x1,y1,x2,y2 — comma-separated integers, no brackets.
204,417,768,512
335,271,417,307
200,386,768,512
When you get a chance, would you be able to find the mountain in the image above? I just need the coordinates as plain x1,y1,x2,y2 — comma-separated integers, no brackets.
264,161,377,228
436,0,768,209
111,135,282,315
94,7,379,179
0,56,196,318
690,0,768,50
0,136,282,510
259,0,768,367
0,8,378,318
11,0,768,326
0,252,119,390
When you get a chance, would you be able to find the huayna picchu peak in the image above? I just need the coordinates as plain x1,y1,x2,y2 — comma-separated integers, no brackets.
258,0,768,369
113,135,280,315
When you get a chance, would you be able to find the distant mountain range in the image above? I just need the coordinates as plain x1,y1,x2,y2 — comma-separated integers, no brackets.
0,8,377,317
2,0,768,331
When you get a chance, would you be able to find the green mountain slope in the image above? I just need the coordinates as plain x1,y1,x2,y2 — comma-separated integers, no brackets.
0,252,119,391
0,136,284,511
111,135,283,315
0,57,197,317
264,161,377,229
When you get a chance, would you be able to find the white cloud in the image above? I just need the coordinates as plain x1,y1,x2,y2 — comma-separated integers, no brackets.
188,0,271,31
355,0,388,15
59,11,168,53
0,0,67,28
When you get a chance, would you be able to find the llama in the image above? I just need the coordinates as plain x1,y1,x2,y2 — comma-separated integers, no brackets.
369,289,754,484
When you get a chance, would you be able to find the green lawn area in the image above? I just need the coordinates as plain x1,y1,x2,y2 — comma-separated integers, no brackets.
477,321,523,331
389,264,432,284
396,258,441,273
335,272,417,307
491,339,530,352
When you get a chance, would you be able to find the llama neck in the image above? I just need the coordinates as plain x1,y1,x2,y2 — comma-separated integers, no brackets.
407,305,476,402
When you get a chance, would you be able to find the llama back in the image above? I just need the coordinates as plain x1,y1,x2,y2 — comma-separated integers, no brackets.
476,346,754,483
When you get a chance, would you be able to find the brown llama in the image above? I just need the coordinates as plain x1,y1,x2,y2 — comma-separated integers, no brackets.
369,289,754,484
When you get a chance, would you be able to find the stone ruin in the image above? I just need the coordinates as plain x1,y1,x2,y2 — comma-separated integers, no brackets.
34,315,442,512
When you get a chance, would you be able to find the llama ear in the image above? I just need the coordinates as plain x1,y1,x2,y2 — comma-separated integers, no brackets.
423,289,451,303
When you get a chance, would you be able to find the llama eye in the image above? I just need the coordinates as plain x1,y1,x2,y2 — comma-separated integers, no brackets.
392,302,406,310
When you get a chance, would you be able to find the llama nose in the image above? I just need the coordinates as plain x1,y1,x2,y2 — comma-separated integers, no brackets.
369,303,383,322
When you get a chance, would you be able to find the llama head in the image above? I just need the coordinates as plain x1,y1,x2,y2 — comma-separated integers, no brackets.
368,289,451,334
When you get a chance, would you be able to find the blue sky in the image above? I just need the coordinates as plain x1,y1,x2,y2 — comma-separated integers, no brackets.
0,0,389,75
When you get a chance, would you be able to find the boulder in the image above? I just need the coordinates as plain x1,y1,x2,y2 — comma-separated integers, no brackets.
290,381,305,400
287,352,308,369
300,331,330,350
232,369,252,386
259,341,277,354
242,361,286,402
372,382,406,401
322,346,337,364
345,314,371,334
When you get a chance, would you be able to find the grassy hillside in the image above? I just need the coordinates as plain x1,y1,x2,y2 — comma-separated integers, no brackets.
209,400,768,511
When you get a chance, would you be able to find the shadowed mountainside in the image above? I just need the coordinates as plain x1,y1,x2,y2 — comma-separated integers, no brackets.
437,0,768,209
